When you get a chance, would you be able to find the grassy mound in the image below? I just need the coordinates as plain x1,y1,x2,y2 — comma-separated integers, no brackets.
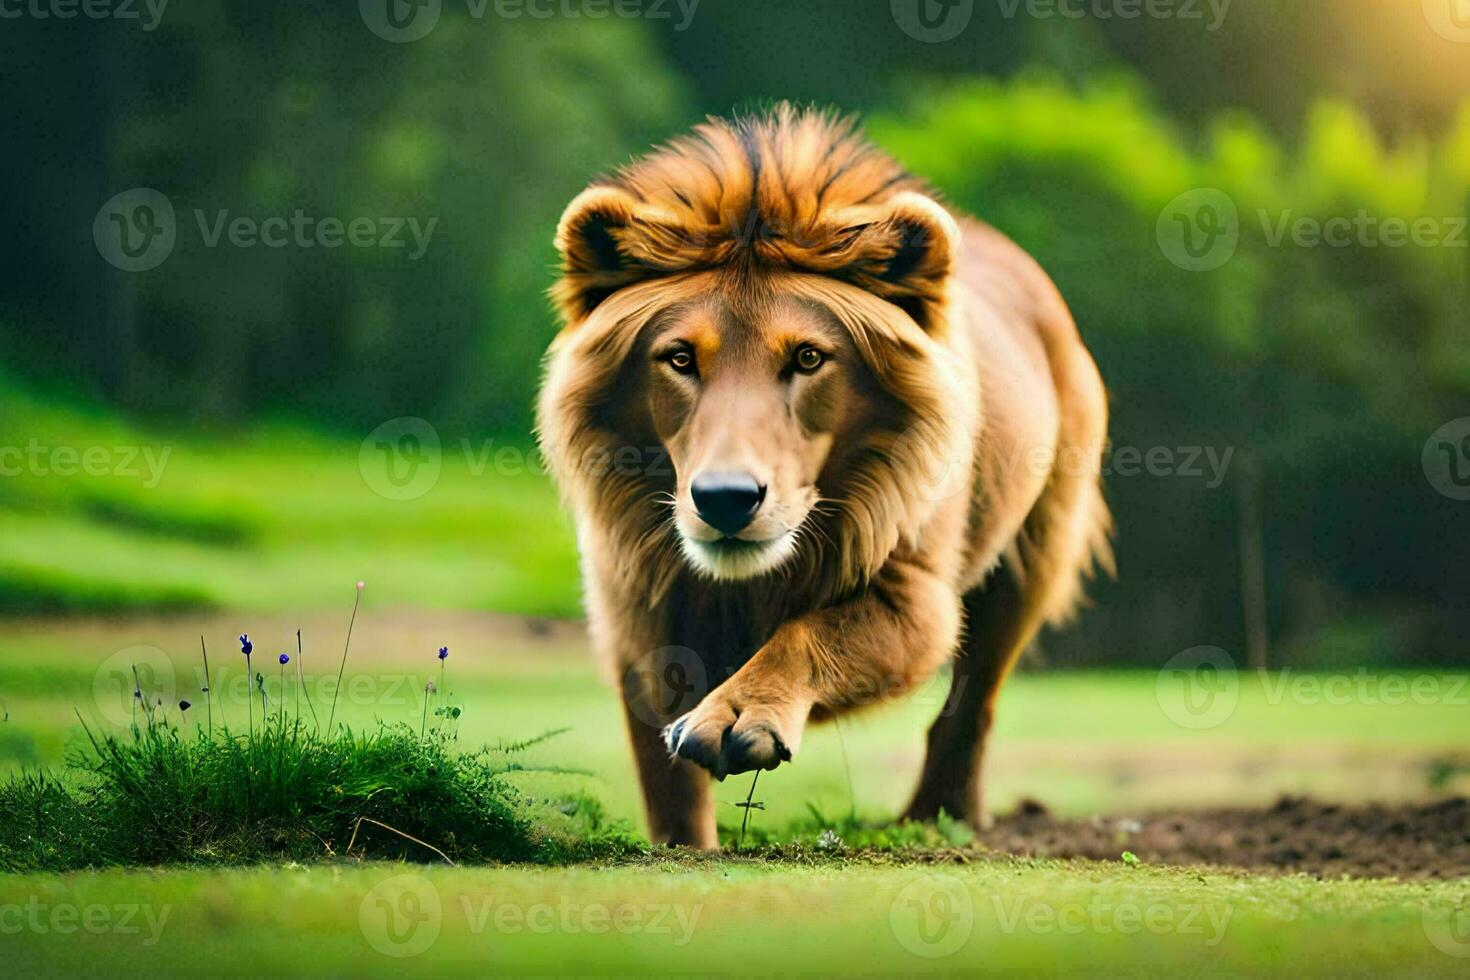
0,718,639,872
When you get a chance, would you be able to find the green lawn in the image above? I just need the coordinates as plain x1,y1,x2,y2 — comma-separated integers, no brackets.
5,611,1470,824
4,859,1469,976
0,377,579,617
5,380,1470,975
4,611,1470,974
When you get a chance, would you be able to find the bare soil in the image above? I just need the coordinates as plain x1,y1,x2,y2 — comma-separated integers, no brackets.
978,796,1470,879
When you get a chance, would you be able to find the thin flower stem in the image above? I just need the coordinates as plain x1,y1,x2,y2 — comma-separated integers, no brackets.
295,628,318,731
327,584,364,734
200,635,212,737
245,651,254,742
739,768,762,849
833,715,857,822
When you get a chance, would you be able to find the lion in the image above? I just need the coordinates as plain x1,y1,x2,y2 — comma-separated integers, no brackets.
536,104,1111,849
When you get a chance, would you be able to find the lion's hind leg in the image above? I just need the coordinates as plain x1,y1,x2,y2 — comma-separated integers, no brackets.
904,393,1111,829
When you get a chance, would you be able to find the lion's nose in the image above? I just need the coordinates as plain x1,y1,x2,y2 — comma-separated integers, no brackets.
690,471,766,535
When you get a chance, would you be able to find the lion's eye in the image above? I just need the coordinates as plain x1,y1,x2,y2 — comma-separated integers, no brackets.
794,345,825,373
666,349,696,375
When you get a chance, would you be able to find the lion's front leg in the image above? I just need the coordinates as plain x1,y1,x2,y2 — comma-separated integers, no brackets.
666,560,962,778
662,640,812,780
619,642,720,848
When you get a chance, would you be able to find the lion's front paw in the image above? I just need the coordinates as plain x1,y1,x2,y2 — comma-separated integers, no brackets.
663,692,801,779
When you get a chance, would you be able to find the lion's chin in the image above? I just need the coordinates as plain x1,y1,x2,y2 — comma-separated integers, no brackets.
679,532,798,581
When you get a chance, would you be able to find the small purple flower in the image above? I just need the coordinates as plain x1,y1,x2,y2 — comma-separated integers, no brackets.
240,634,253,656
438,646,448,660
279,653,290,665
179,700,192,712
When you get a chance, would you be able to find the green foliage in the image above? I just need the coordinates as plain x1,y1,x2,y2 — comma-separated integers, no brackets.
4,8,1469,662
872,75,1470,400
872,77,1470,665
0,719,640,872
0,370,580,617
31,1,692,432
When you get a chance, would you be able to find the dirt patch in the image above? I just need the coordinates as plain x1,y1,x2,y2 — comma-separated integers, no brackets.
978,796,1470,879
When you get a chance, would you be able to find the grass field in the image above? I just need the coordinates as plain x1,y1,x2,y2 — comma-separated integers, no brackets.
4,609,1470,974
6,610,1470,823
6,859,1470,975
0,376,579,618
5,379,1470,975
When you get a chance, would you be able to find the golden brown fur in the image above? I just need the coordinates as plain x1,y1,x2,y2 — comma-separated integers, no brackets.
537,105,1111,847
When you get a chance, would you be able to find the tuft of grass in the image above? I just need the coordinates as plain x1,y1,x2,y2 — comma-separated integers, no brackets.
725,804,976,854
0,720,641,872
0,584,641,872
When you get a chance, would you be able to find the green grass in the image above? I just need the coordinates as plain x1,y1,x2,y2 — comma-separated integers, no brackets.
2,859,1468,975
3,611,1470,826
0,719,636,872
5,378,1470,974
0,376,580,617
3,616,1470,974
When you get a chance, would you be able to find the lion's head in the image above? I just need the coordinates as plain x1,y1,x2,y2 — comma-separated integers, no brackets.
537,105,974,597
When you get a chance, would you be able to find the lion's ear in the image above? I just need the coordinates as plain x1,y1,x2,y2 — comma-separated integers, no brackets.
551,186,650,323
825,192,959,333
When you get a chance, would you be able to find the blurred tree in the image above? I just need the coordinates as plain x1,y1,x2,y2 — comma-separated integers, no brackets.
872,77,1470,666
2,0,689,431
2,2,1467,666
